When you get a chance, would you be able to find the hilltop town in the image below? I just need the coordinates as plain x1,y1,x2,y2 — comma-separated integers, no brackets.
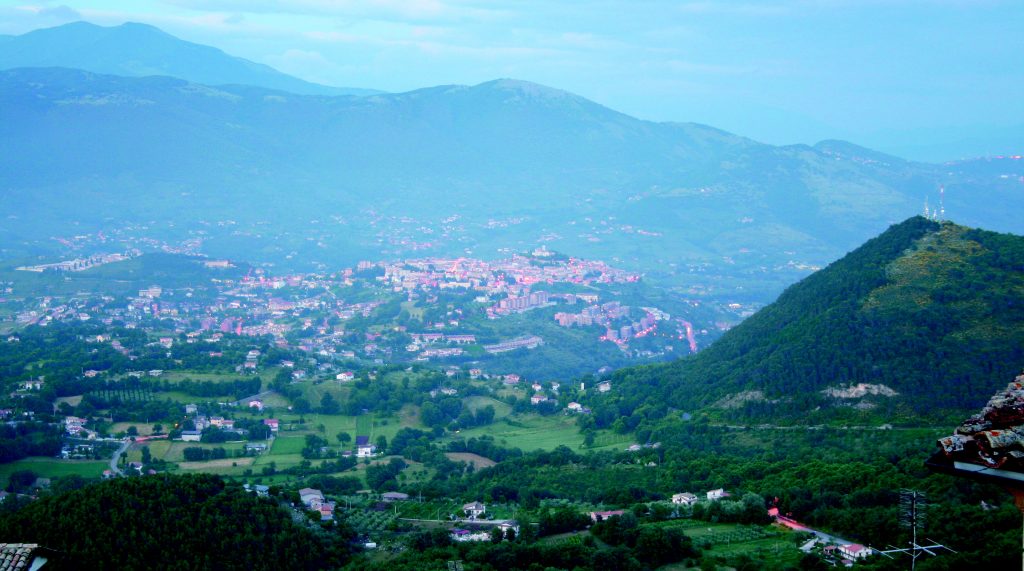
3,249,736,384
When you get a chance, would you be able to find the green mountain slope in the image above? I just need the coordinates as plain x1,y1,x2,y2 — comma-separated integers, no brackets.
599,217,1024,423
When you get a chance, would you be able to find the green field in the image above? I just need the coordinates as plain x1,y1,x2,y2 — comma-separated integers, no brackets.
161,371,268,385
291,412,414,446
176,455,256,472
161,390,235,403
667,521,789,548
226,408,426,465
450,414,585,451
398,460,435,486
589,432,633,449
537,531,592,547
253,451,304,471
128,439,173,462
646,521,803,566
124,438,270,478
297,381,353,409
0,457,109,487
269,435,307,455
710,535,801,561
397,499,465,520
356,415,373,437
0,382,604,490
291,413,358,442
463,396,513,419
110,422,158,436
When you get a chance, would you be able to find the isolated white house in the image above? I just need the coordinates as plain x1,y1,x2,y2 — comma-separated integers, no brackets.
463,501,486,519
672,492,699,505
707,489,727,501
838,544,872,560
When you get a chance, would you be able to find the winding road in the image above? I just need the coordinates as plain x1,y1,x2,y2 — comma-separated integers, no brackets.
108,439,130,476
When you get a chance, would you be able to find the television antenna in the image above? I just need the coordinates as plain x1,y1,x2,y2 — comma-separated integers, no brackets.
874,490,955,569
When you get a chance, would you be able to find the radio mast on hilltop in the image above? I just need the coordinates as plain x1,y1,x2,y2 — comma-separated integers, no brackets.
922,186,947,222
939,185,946,221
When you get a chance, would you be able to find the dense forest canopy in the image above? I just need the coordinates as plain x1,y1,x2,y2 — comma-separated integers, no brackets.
595,217,1024,424
0,474,354,570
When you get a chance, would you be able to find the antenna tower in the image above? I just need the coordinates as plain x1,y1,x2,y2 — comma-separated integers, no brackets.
939,185,946,220
902,490,926,570
875,490,955,569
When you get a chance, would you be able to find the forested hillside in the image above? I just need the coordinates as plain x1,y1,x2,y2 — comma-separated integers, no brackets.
596,217,1024,424
0,474,353,570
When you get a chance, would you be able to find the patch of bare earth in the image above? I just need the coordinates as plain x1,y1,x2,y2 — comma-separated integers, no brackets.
714,390,774,409
445,452,497,468
822,383,898,399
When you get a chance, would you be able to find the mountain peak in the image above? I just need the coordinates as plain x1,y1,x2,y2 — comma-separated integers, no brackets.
472,78,593,105
117,21,162,31
0,20,379,96
478,78,571,95
17,20,167,39
107,21,174,37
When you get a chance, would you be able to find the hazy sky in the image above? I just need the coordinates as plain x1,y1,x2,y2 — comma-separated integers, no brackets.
2,1,1022,160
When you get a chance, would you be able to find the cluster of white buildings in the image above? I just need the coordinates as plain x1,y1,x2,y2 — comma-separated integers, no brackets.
16,252,133,273
63,416,89,437
670,489,728,505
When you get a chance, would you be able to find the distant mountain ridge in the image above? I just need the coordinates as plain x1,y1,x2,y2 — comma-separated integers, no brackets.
1,21,1022,298
0,21,379,96
1,64,1022,291
599,217,1024,423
